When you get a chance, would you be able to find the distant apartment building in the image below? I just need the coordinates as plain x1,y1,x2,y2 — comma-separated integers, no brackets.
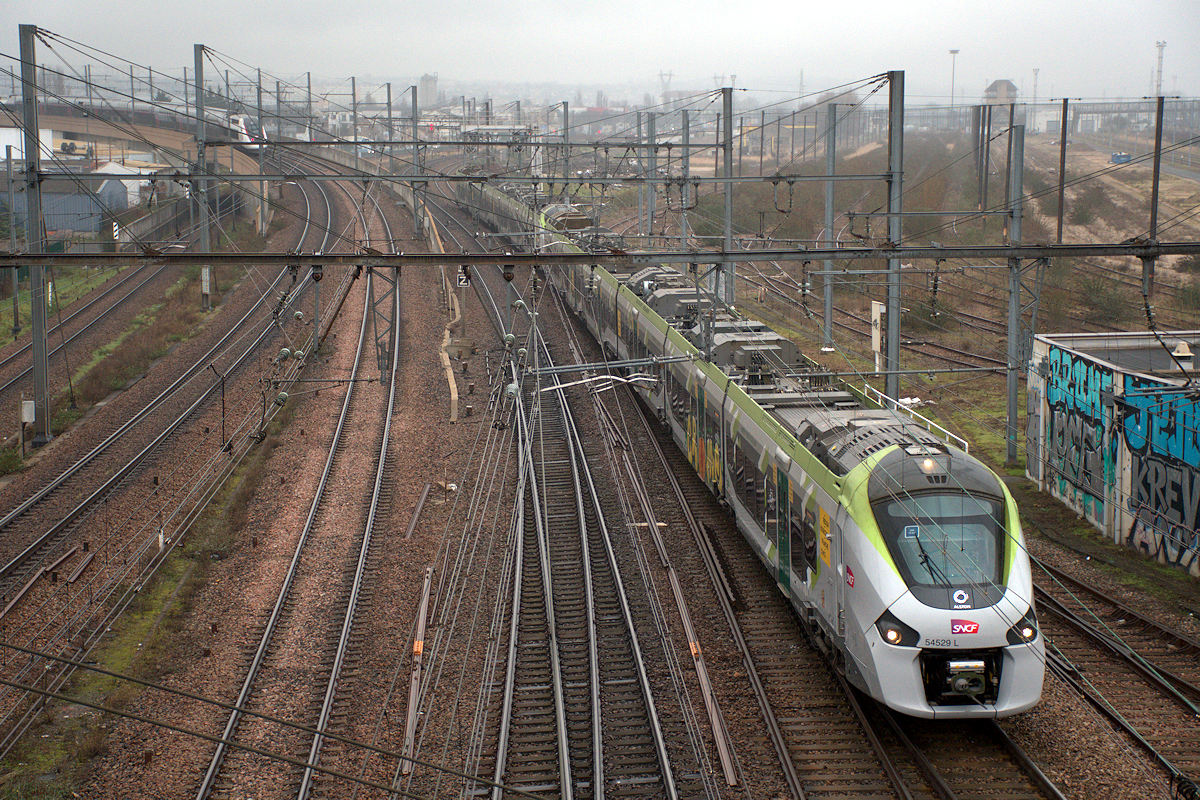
418,74,438,109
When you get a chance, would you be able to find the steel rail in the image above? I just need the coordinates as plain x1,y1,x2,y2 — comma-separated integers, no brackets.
0,160,335,756
0,262,154,376
195,272,372,800
1035,588,1200,713
625,388,807,799
297,197,399,799
0,150,331,548
535,321,680,798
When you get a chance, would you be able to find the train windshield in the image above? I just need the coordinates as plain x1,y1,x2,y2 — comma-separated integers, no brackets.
873,492,1004,589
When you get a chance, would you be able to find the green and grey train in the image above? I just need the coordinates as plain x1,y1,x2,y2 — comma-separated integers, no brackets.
454,180,1044,719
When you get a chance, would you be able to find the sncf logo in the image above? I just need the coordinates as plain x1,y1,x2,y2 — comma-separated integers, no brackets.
951,619,980,635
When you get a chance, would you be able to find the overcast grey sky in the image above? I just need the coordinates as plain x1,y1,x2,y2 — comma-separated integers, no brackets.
3,0,1197,103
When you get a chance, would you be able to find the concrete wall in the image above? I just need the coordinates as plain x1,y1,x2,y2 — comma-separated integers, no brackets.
1028,335,1200,578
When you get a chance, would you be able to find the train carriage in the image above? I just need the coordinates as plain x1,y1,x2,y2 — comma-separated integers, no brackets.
453,178,1045,719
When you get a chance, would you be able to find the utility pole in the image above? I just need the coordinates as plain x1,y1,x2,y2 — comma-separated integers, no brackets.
647,112,656,243
256,69,265,234
1143,96,1166,301
306,72,312,140
130,64,135,112
411,84,422,234
194,44,212,311
885,71,904,400
561,100,569,202
949,49,959,110
275,80,283,141
386,82,393,168
1005,125,1025,466
721,86,734,304
1031,68,1039,133
759,109,765,175
7,145,18,338
822,103,837,352
1155,41,1166,98
1055,98,1068,243
351,76,358,171
680,109,690,246
20,25,50,445
183,66,189,119
636,111,644,236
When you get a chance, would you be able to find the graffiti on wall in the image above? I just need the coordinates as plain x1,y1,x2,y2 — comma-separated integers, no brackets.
1121,375,1200,577
1044,346,1114,525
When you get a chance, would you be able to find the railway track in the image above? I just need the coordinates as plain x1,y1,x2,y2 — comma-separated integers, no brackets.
195,156,399,798
0,161,335,755
196,271,380,800
0,158,333,604
1033,560,1200,794
438,204,685,797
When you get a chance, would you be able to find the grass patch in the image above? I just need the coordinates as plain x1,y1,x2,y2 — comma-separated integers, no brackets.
0,446,21,476
0,266,125,333
0,367,299,797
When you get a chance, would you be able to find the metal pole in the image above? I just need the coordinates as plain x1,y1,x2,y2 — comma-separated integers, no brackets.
7,145,18,338
1055,98,1068,243
1003,103,1015,213
411,84,421,233
20,25,51,445
949,49,959,110
885,71,905,400
636,111,644,236
647,112,656,243
1149,95,1165,240
722,87,734,304
981,104,993,216
759,109,765,175
561,100,569,202
193,44,212,311
790,109,796,161
182,66,188,119
737,116,744,176
386,82,393,167
823,103,837,351
1005,125,1025,466
1145,95,1166,299
256,70,265,235
351,76,358,170
148,66,154,104
306,72,312,140
129,64,135,112
275,80,282,140
714,111,720,179
680,110,690,246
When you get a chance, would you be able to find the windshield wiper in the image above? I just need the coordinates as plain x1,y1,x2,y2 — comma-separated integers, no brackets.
915,536,952,586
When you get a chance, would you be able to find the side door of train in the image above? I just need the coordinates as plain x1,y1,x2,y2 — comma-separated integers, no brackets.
771,450,792,593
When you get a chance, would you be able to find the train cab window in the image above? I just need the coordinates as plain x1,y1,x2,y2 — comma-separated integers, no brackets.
872,493,1003,589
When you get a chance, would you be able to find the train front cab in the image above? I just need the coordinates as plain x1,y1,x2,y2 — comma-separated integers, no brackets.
840,446,1044,719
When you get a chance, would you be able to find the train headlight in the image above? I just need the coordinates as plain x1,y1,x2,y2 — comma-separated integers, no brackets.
874,610,919,647
1005,607,1039,645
